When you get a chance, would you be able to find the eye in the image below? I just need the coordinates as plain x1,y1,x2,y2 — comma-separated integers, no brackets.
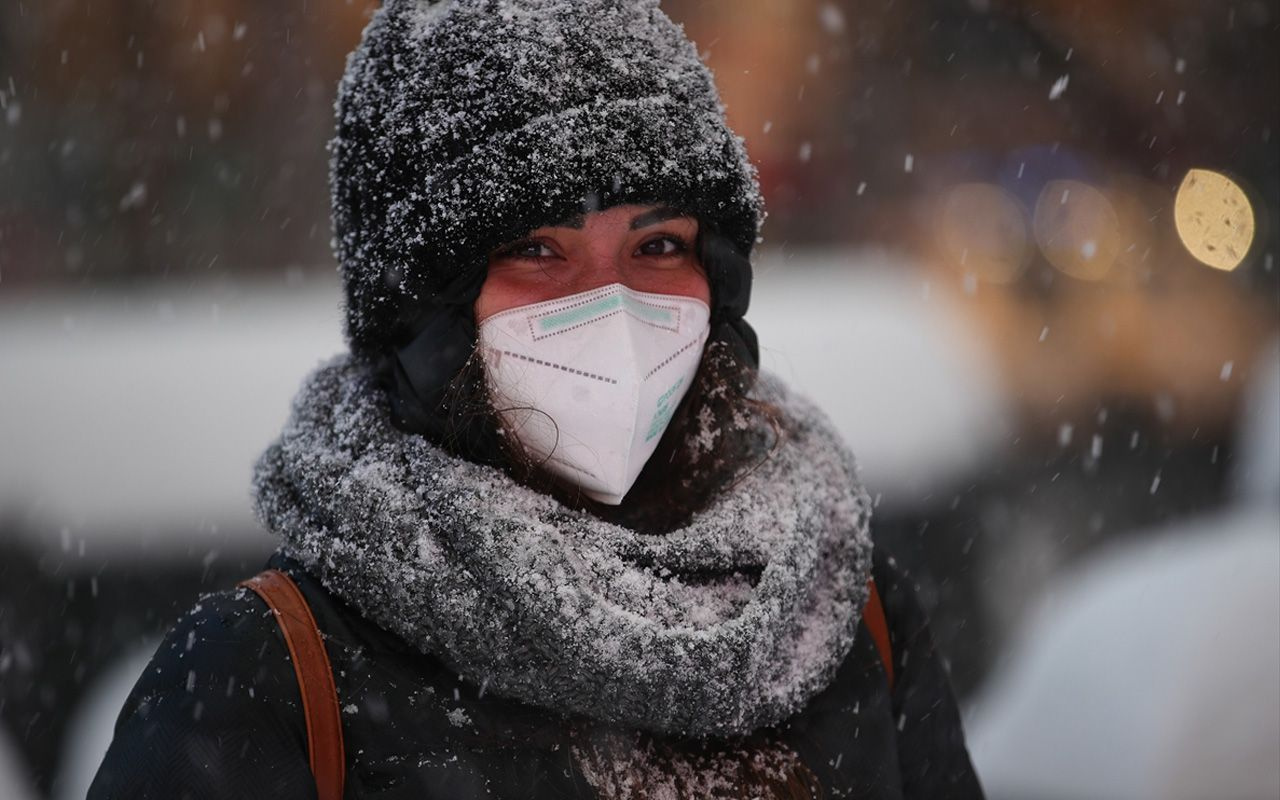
636,235,688,257
496,239,556,260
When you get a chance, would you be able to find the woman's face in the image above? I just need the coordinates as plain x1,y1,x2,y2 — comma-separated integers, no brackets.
475,204,710,323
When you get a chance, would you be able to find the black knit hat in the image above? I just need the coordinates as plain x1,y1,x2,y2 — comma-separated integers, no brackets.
330,0,764,355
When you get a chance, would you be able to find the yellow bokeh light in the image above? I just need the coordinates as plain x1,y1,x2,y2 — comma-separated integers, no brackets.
937,183,1031,284
1033,180,1121,281
1174,169,1255,272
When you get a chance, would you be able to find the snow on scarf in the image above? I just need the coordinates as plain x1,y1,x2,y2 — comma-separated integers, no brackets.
252,355,873,737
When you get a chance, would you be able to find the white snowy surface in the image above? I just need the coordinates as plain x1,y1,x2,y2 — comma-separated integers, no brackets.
968,509,1280,800
752,250,1010,508
1235,341,1280,504
1,250,1007,550
52,643,158,800
0,279,344,551
0,726,36,800
966,342,1280,800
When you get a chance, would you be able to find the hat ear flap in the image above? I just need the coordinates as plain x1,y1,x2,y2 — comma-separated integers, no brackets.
379,306,507,466
699,226,758,369
700,226,753,325
382,307,476,440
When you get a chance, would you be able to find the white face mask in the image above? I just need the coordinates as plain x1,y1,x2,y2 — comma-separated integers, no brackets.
478,283,711,505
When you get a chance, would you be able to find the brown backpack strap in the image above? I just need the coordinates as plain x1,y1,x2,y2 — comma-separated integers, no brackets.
240,569,346,800
862,578,895,692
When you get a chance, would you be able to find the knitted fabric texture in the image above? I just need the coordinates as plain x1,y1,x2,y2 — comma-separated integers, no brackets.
253,356,873,737
331,0,764,354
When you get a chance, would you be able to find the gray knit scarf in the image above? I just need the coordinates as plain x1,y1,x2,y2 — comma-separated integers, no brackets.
253,355,873,738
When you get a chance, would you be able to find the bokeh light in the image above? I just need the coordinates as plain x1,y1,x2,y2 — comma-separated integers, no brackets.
1033,180,1121,281
1174,168,1255,272
937,183,1031,284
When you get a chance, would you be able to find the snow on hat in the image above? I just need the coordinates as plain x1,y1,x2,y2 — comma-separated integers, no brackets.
330,0,764,355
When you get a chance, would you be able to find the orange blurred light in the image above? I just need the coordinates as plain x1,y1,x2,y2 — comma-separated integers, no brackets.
937,183,1032,284
1033,180,1121,281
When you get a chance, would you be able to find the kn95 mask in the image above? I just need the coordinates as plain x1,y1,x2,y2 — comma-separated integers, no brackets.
477,283,710,505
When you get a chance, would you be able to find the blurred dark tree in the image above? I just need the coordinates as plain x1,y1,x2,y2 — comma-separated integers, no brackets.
0,0,377,290
1,0,1274,291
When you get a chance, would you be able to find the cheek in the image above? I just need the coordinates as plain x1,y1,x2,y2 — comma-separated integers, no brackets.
473,281,504,325
686,271,712,306
627,256,711,304
655,263,711,307
475,261,712,323
474,273,548,324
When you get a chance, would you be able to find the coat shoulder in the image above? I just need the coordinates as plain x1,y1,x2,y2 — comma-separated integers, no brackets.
867,543,986,799
128,583,299,710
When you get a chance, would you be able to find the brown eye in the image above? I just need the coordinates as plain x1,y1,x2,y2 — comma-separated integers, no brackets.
498,240,556,259
636,236,687,257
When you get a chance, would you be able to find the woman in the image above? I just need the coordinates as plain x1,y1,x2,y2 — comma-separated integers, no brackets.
90,1,982,797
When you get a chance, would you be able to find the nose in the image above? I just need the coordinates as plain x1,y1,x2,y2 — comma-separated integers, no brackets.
576,239,630,293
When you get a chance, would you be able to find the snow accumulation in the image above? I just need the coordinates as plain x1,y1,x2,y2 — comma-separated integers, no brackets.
1235,340,1280,504
967,505,1280,800
751,249,1010,508
52,643,158,800
0,280,343,551
966,341,1280,800
0,725,35,800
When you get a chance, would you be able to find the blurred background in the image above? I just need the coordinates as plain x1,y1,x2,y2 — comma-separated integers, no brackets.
1,1,1277,798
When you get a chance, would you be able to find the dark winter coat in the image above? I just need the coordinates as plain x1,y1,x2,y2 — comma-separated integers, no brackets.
88,546,982,799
